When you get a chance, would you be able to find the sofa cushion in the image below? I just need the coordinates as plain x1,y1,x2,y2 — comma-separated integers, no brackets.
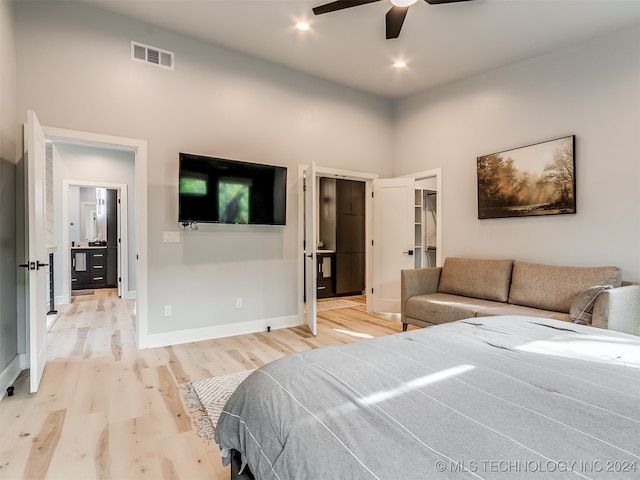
570,285,612,325
405,293,504,325
476,304,570,322
508,262,621,313
437,257,514,302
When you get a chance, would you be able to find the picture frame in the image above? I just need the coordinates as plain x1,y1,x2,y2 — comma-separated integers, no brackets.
477,135,576,219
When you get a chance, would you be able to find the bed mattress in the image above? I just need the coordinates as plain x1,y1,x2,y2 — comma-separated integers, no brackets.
214,316,640,479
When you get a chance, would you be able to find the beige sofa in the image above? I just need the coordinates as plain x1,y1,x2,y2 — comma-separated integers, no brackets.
401,257,640,336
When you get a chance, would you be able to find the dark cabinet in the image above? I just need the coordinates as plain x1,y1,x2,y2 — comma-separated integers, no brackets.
316,253,335,298
89,250,106,288
336,179,365,215
336,252,364,294
71,248,107,289
337,214,364,253
335,179,365,295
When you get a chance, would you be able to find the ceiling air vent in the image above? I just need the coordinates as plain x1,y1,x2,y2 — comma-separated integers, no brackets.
131,41,174,70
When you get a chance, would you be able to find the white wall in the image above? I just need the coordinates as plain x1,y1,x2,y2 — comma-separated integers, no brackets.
52,142,137,296
15,1,393,338
0,0,16,163
0,0,19,387
393,27,640,282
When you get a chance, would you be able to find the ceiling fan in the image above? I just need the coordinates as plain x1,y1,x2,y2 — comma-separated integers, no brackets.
312,0,476,40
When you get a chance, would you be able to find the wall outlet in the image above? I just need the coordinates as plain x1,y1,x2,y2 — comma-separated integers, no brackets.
164,305,172,316
236,298,242,309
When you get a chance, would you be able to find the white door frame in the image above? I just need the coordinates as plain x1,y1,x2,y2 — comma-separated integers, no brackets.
297,165,378,321
61,180,129,303
42,126,148,349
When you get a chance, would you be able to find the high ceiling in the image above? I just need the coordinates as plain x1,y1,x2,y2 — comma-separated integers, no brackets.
77,0,640,98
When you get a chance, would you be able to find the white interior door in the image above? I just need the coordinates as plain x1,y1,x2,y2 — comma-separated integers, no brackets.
25,110,48,393
304,163,317,335
372,177,415,313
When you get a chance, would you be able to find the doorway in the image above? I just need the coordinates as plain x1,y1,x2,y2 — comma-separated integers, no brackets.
299,165,443,327
63,182,128,301
408,168,442,268
42,125,148,349
317,177,366,299
298,164,378,334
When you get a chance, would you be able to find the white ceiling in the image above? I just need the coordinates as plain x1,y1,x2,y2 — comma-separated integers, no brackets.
77,0,640,99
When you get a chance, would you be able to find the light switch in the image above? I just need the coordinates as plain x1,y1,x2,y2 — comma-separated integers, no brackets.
163,231,181,243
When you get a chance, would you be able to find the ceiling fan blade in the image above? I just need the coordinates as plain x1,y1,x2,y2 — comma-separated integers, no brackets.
386,6,408,39
313,0,381,16
424,0,475,4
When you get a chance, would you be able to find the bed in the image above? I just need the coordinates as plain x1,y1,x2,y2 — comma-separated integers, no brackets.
214,316,640,479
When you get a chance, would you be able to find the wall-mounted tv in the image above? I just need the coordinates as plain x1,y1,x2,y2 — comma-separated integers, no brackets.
179,153,287,226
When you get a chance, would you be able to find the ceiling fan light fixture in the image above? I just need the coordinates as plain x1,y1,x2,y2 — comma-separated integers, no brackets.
312,0,476,40
390,0,418,7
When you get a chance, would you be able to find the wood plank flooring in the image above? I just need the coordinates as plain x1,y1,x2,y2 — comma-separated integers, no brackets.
0,289,405,479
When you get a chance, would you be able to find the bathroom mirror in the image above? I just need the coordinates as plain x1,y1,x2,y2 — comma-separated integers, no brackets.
80,202,97,241
70,186,107,244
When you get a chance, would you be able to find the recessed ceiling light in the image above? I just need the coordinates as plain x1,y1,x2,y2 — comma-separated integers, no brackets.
391,0,418,7
393,60,407,68
296,22,310,31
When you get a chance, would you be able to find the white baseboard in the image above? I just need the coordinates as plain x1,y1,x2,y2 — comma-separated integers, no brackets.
139,314,301,349
127,290,137,299
0,355,25,402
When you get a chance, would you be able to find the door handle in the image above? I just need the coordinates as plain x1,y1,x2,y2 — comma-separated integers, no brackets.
402,250,414,256
18,262,36,270
36,261,49,270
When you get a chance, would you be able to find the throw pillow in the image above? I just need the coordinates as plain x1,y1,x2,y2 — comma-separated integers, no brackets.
570,285,612,325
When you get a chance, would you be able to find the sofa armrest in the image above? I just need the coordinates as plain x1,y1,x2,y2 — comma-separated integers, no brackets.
401,267,442,323
592,285,640,336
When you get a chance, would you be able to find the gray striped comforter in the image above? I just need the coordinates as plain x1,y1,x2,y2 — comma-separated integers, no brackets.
214,316,640,479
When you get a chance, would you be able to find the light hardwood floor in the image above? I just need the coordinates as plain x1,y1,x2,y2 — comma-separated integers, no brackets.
0,289,405,480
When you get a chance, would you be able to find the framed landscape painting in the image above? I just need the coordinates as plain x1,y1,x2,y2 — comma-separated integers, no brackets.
477,135,576,219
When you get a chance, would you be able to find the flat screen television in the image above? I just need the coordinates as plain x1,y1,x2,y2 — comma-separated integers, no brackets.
179,153,287,226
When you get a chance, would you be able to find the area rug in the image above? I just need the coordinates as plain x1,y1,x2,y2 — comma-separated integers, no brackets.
71,289,94,296
182,369,254,442
316,299,361,312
